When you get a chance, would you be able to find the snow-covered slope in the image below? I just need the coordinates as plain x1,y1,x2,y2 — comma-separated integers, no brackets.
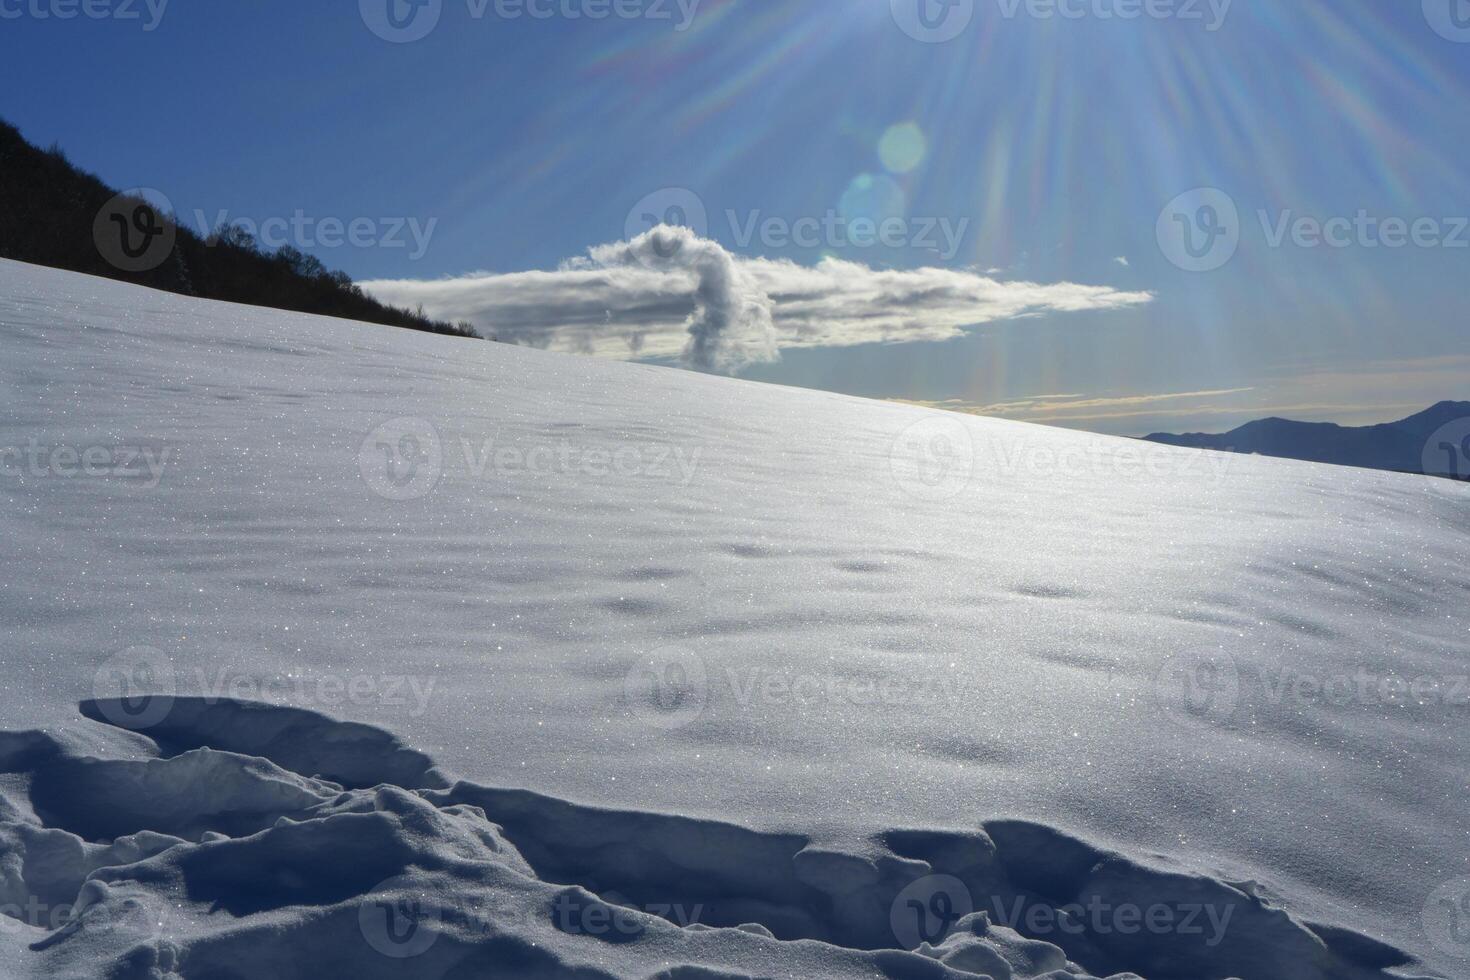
1,258,1466,979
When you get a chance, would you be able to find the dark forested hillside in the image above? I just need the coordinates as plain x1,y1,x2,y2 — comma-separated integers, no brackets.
0,120,478,339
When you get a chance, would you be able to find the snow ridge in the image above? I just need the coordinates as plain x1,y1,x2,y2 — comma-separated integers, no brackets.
0,699,1432,980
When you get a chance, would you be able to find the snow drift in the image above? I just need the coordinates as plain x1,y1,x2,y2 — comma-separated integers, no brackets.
0,699,1434,979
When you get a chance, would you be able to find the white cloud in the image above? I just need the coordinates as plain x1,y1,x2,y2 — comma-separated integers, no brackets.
900,387,1259,422
584,227,776,373
362,226,1153,373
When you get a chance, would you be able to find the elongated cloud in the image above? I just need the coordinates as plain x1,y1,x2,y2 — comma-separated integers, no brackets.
362,228,1152,373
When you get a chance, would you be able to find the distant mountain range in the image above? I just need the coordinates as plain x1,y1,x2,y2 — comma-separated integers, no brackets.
1144,401,1470,479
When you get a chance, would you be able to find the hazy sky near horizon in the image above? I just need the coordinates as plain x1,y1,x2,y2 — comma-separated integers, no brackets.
3,0,1468,435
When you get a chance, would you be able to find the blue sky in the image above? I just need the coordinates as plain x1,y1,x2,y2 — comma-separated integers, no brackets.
3,0,1468,434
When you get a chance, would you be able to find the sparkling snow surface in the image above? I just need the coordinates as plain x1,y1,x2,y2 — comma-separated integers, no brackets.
1,259,1467,978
